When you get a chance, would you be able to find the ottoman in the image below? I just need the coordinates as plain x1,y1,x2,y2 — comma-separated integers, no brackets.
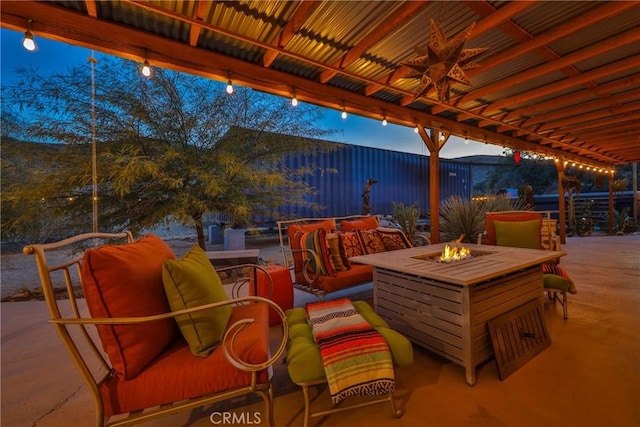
285,300,413,427
251,264,294,326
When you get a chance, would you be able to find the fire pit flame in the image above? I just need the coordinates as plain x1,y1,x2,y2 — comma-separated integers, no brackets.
440,244,471,262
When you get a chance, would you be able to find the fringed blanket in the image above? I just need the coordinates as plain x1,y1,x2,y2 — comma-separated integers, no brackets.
306,298,395,404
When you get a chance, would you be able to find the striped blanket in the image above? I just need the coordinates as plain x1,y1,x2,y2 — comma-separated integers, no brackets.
306,298,395,404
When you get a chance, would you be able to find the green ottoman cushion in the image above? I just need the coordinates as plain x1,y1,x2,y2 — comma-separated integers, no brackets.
543,274,571,292
285,302,413,384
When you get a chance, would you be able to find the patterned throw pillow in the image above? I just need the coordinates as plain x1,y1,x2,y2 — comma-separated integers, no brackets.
326,232,350,270
377,227,413,251
356,229,386,254
293,228,336,277
340,231,364,258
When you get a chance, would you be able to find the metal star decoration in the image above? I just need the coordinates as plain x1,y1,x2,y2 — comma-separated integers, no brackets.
403,19,488,102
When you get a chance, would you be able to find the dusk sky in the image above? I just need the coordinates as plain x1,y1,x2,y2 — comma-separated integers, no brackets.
1,28,504,159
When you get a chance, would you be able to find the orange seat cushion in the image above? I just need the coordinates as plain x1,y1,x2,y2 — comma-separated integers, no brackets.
81,234,179,379
485,212,542,246
296,264,373,293
100,302,271,417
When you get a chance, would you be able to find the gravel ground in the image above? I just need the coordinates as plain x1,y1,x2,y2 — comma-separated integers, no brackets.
0,235,283,301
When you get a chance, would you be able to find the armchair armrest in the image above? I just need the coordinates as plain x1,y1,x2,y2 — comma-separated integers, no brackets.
51,295,289,373
280,245,322,287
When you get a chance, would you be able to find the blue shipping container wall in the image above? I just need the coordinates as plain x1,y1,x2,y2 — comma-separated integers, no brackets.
281,143,471,219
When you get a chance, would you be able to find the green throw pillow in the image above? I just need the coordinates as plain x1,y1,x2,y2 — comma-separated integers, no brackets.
162,245,232,357
494,219,541,249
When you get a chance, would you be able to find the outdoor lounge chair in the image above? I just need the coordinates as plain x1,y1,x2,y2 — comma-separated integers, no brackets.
481,211,576,319
23,232,288,426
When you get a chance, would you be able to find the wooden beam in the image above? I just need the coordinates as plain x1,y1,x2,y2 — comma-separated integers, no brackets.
484,56,640,116
188,0,211,47
536,102,640,132
0,1,623,167
521,89,640,128
503,74,640,122
457,27,640,106
262,1,321,67
84,0,98,18
555,161,566,243
319,1,428,83
453,1,636,95
366,0,533,99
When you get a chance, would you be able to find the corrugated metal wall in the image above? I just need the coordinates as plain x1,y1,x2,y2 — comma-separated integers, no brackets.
279,143,471,219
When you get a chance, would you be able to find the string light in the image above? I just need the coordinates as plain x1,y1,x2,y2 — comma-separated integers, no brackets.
382,117,387,126
414,125,419,134
23,19,36,51
141,50,151,77
226,74,234,94
341,107,347,119
291,95,298,107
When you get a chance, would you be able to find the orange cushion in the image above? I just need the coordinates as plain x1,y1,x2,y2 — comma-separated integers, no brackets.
100,303,271,417
340,216,379,231
251,265,294,326
81,234,178,379
297,264,373,293
287,219,336,274
485,212,542,246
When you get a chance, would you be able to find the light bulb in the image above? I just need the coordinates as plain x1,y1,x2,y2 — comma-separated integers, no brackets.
341,109,347,119
414,126,419,134
23,30,36,51
291,96,298,107
464,137,470,144
439,133,445,142
141,60,151,77
382,118,387,126
226,80,234,94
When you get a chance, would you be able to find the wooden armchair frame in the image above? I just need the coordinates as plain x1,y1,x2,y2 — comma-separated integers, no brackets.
23,232,289,427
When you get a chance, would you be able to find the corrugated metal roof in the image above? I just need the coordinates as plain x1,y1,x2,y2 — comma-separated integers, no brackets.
3,0,639,164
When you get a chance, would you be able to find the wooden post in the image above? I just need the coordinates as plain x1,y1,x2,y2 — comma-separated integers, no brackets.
633,163,638,228
417,125,449,244
555,161,566,244
608,171,615,235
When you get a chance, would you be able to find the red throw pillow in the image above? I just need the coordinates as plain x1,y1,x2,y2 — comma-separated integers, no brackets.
340,231,364,258
377,227,413,251
340,216,379,232
356,229,386,254
81,234,179,379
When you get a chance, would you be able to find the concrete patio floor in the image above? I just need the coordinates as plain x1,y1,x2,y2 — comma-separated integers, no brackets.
1,234,639,427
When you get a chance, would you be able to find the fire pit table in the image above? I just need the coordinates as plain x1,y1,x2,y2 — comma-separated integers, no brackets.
350,243,564,385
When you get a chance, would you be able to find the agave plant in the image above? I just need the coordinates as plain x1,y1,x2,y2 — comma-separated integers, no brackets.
391,201,420,237
439,195,528,243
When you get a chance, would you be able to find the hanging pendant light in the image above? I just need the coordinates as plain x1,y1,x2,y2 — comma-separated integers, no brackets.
291,95,298,106
23,19,36,51
226,73,234,94
341,107,347,119
141,50,151,77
